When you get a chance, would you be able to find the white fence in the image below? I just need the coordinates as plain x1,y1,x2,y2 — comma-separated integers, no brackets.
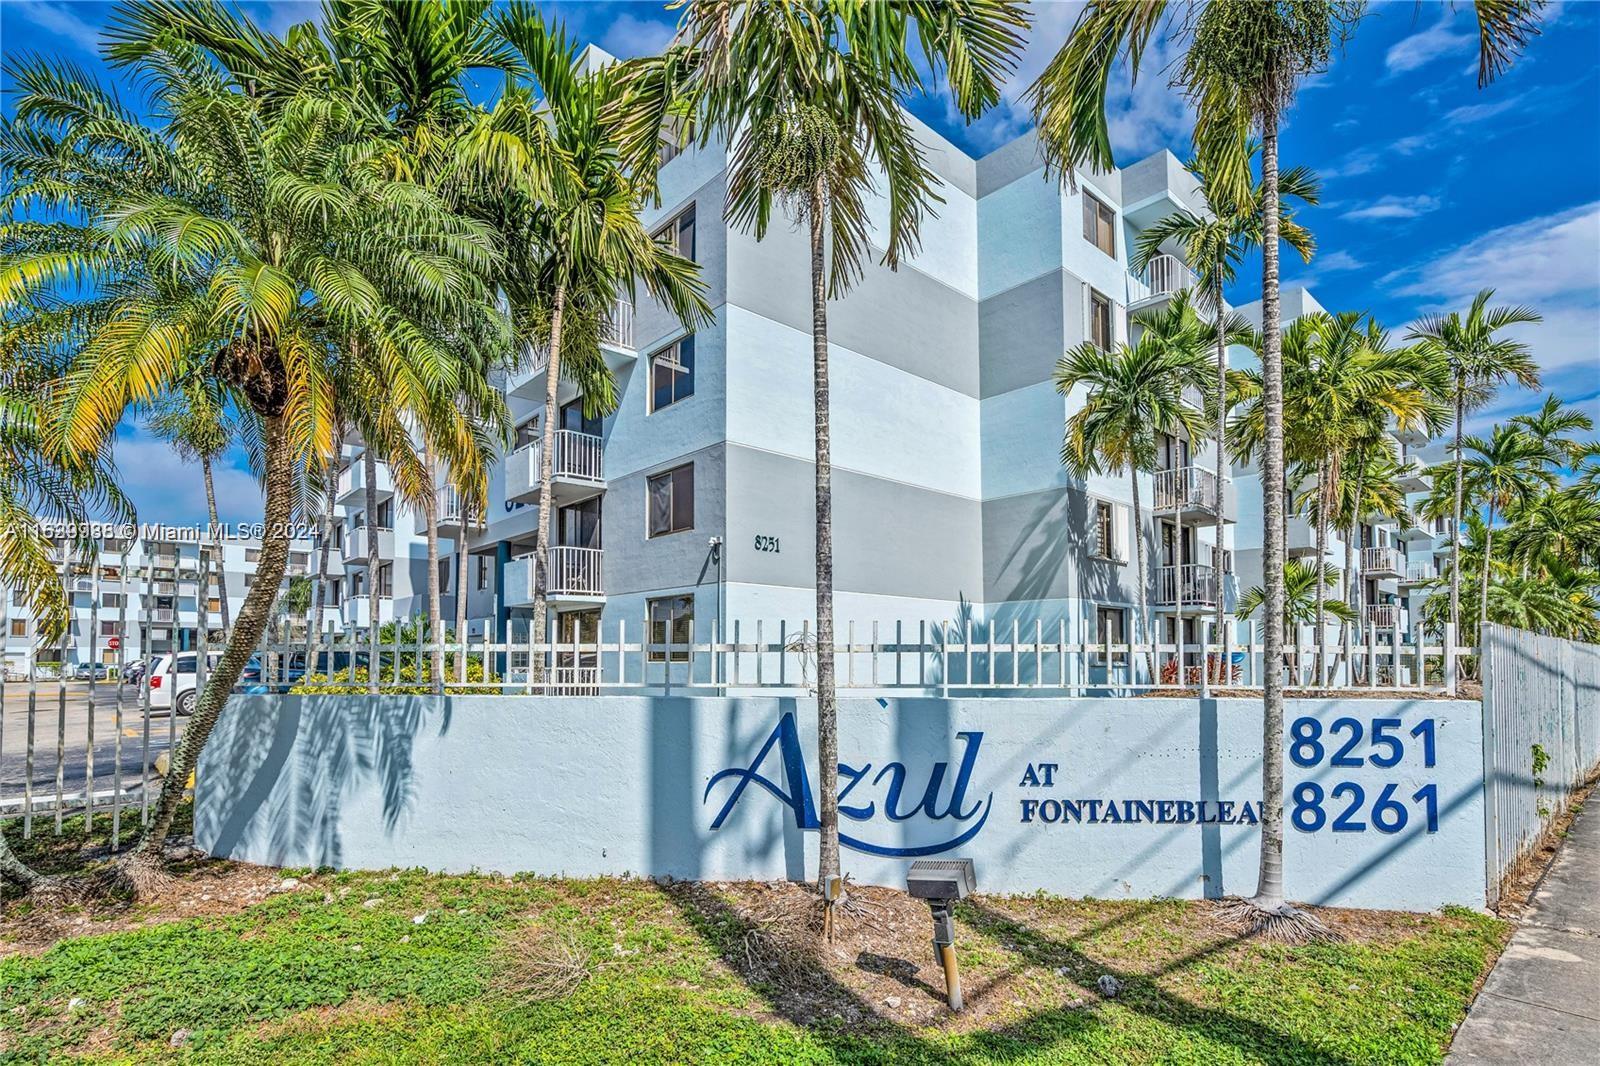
1479,624,1600,906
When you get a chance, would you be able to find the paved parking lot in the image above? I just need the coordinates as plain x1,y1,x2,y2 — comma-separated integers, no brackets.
1,681,177,806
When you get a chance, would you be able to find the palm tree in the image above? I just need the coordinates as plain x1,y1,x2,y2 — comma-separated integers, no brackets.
146,376,236,631
1030,0,1543,941
2,44,503,885
1458,426,1556,626
1503,487,1600,572
1407,289,1541,639
1132,152,1316,659
1056,313,1214,681
1238,558,1355,634
1316,441,1414,666
488,5,710,682
1510,394,1593,467
651,0,1027,912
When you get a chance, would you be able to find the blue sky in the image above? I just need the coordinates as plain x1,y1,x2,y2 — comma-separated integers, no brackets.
4,0,1597,524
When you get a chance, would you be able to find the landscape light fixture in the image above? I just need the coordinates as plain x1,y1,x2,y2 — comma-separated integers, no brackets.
906,858,976,1011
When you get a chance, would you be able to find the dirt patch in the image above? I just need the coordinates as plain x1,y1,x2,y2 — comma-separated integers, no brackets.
0,851,305,957
1494,773,1597,919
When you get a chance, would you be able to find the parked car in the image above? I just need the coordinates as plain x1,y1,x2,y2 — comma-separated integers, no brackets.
72,662,110,681
121,659,145,686
147,652,270,713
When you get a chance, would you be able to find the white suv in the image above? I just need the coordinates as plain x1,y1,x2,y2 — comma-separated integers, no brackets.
145,652,221,716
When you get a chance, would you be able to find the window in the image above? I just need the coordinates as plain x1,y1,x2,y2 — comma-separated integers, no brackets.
11,589,24,606
647,464,694,537
439,559,451,593
245,548,261,563
559,398,602,436
332,524,344,550
1088,289,1113,351
328,579,342,607
377,562,393,598
514,417,540,450
657,135,683,168
101,620,120,636
648,595,693,661
1093,606,1128,665
475,555,490,591
289,551,309,567
376,500,393,528
103,593,125,609
10,619,26,637
208,596,221,612
558,498,602,549
649,335,695,412
1092,501,1123,562
243,573,254,588
654,205,696,261
1082,190,1116,256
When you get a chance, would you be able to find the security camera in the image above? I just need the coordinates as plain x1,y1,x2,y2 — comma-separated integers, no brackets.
708,536,723,548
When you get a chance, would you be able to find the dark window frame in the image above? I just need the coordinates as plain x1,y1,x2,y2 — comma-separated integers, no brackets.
1093,605,1129,665
1082,190,1116,257
648,334,696,413
647,464,695,538
1088,289,1114,351
647,594,694,662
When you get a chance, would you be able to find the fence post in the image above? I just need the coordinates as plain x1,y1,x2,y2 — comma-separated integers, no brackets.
1199,620,1212,700
1444,622,1458,697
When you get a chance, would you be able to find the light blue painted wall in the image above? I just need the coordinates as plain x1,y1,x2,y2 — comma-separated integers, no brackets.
197,693,1489,912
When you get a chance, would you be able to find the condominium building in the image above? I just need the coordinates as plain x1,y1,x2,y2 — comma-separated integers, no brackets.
1,531,330,676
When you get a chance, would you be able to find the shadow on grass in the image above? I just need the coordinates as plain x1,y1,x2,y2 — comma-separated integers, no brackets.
658,881,1357,1065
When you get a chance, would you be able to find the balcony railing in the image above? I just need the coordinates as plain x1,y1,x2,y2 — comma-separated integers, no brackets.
602,299,634,351
1154,563,1219,606
149,608,175,623
1361,546,1402,575
511,546,605,601
505,430,605,502
1153,466,1223,516
1367,603,1400,629
336,459,394,502
1128,254,1198,306
1403,562,1437,584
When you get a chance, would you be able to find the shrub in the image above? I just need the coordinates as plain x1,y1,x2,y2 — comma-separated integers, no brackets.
290,659,500,695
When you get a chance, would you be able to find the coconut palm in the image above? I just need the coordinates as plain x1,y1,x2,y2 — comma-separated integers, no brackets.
1407,289,1541,639
1237,558,1356,633
645,0,1028,912
145,376,238,631
1458,426,1557,625
1056,315,1215,681
1510,394,1593,467
1132,152,1316,657
484,5,710,682
1031,0,1543,940
1503,486,1600,572
1,41,504,885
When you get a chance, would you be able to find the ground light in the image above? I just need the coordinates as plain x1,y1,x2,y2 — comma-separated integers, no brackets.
906,858,976,1011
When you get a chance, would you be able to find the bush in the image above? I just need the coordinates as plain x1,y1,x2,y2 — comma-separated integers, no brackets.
290,658,500,695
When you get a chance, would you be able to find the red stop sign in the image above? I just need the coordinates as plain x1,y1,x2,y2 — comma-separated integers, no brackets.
108,636,121,650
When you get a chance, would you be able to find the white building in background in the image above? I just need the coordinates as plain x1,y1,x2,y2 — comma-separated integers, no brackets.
1,530,332,676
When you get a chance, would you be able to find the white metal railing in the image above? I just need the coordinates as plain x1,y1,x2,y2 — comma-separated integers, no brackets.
1155,563,1219,606
1153,466,1222,514
150,608,174,623
1404,562,1436,583
548,545,604,597
509,430,605,491
1362,546,1402,574
1128,254,1198,305
602,300,634,350
1367,603,1399,629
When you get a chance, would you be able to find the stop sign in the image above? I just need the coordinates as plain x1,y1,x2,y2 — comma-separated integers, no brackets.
108,636,121,650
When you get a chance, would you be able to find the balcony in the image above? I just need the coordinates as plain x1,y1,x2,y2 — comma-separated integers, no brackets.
503,546,606,608
506,300,637,402
1361,546,1403,578
1153,563,1220,609
412,484,466,538
1152,466,1233,523
148,607,175,624
1396,457,1432,493
1366,603,1402,630
344,526,395,566
343,594,394,630
1127,254,1198,309
504,431,606,506
1400,562,1437,587
336,459,395,505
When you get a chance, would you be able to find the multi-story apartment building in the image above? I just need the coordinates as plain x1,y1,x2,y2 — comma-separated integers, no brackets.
2,531,331,676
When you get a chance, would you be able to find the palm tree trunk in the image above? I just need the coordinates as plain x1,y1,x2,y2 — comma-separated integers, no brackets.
455,504,470,684
810,184,842,902
1213,273,1229,681
364,443,380,695
306,453,337,680
422,438,443,692
1313,456,1328,684
203,455,230,634
1254,104,1290,914
127,411,295,874
1344,520,1357,680
1130,466,1155,684
1450,381,1465,635
531,283,568,687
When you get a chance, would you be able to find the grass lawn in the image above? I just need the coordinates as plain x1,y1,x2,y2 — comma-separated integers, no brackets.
2,813,1508,1065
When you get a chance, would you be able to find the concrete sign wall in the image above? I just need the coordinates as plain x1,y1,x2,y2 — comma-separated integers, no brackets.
196,695,1486,912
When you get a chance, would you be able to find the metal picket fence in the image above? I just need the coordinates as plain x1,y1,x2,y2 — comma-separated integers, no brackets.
1479,624,1600,906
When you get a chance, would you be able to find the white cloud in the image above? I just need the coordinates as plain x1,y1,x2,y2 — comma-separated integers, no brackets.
1442,93,1529,126
111,429,263,528
1282,249,1366,291
1318,132,1430,181
1384,11,1475,76
10,2,101,54
1341,194,1442,221
599,12,676,59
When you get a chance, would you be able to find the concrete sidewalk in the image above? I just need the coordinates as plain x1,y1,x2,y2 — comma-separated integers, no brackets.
1446,801,1600,1064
